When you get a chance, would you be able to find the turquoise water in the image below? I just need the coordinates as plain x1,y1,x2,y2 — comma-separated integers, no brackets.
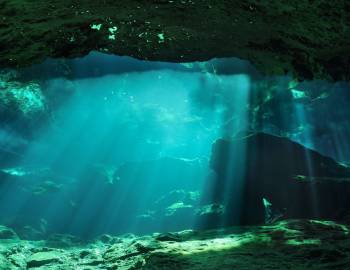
0,52,350,239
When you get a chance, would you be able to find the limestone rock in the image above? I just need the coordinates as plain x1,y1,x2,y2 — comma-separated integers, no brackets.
0,71,48,138
26,251,63,268
0,1,349,80
0,220,349,269
0,254,10,270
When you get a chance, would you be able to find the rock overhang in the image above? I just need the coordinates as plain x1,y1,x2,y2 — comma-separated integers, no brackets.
0,0,349,81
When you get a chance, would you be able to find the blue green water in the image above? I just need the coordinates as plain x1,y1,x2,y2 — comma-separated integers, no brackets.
0,52,349,239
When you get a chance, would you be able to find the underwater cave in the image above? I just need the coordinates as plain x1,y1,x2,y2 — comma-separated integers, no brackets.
1,1,350,269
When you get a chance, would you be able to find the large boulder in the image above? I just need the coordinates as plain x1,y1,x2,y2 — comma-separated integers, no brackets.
209,132,350,225
26,251,64,268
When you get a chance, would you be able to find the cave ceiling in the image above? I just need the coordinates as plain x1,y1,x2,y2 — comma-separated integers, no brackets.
0,0,349,80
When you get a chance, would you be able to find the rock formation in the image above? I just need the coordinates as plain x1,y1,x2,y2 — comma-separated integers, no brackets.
0,1,349,80
209,132,350,226
0,219,349,269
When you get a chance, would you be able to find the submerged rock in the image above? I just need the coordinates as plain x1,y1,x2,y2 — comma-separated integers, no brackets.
0,254,10,270
26,251,63,268
155,232,182,242
209,132,350,226
0,219,349,269
0,71,47,137
0,226,18,239
17,226,45,241
0,81,45,117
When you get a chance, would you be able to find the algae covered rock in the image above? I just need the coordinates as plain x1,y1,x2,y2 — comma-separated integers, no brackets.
0,70,46,117
0,1,349,80
0,220,348,269
26,251,63,268
103,240,149,269
0,70,48,137
0,254,11,270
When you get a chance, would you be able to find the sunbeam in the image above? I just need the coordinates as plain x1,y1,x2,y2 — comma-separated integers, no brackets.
1,52,350,241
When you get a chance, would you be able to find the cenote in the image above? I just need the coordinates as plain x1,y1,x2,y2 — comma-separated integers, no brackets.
1,52,350,269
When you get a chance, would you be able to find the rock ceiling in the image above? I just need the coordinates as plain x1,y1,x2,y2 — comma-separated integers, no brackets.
0,0,349,80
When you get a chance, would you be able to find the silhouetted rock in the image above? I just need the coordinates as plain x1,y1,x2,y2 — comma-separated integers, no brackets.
209,132,350,225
